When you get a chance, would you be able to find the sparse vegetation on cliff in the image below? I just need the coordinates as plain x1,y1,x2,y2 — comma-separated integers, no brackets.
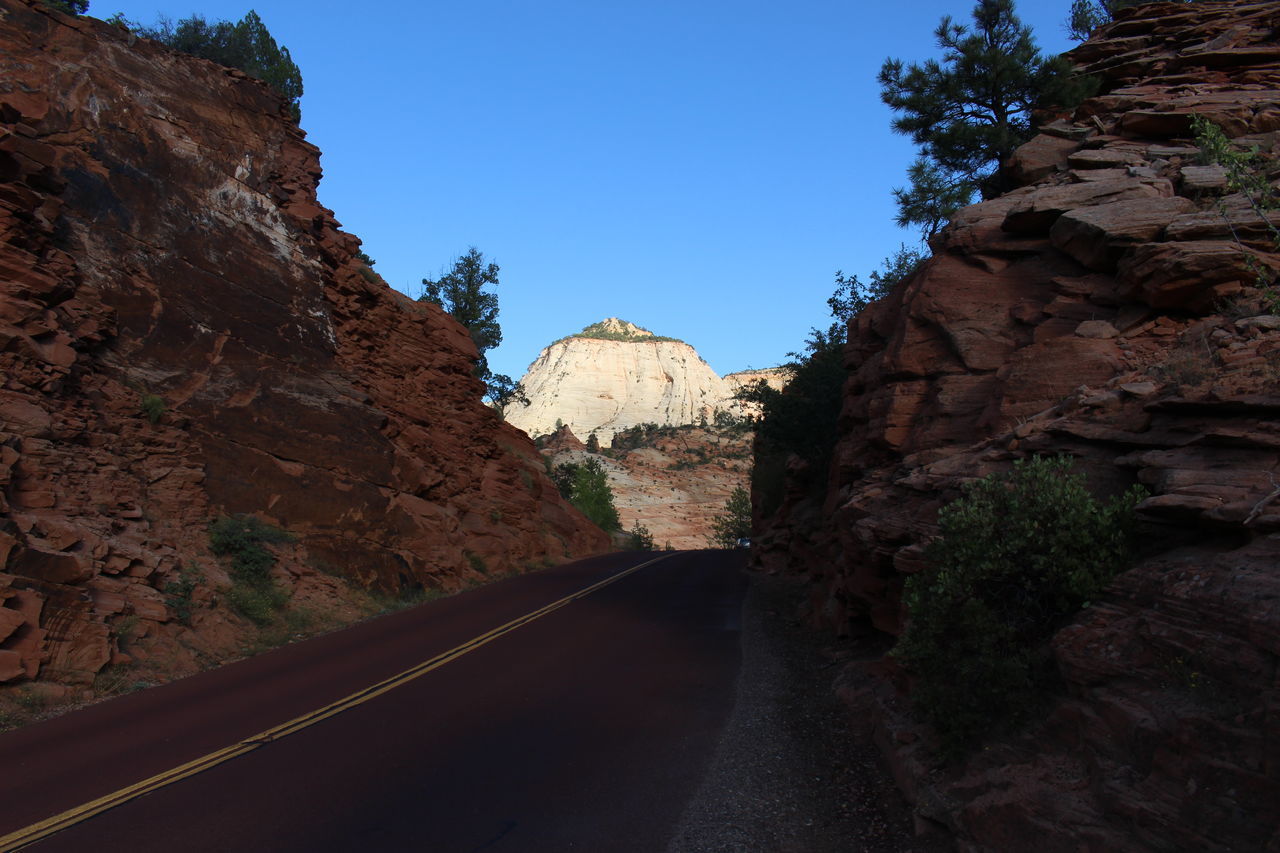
1065,0,1200,41
1191,114,1280,312
123,11,303,122
43,0,88,14
138,393,165,424
163,566,202,625
560,319,683,344
609,422,679,451
208,515,295,625
828,245,924,320
895,456,1145,755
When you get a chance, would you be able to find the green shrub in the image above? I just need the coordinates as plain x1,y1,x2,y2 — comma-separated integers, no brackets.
43,0,88,15
225,580,288,626
139,394,165,424
209,515,294,624
1191,114,1280,312
708,486,752,548
551,459,621,532
466,551,488,574
894,456,1145,756
626,522,655,550
208,514,293,583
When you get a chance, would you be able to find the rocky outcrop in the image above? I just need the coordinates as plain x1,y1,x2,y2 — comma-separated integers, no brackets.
0,0,607,694
506,318,786,442
756,2,1280,849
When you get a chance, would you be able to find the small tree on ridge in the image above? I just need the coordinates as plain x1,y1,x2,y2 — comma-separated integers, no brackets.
420,247,526,410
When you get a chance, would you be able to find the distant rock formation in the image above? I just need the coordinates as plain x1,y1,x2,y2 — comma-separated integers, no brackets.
0,0,607,695
505,318,786,442
722,368,790,400
538,423,752,549
758,2,1280,849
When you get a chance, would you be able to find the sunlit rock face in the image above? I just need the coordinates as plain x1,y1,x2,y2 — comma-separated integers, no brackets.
506,318,787,442
755,1,1280,849
0,0,606,692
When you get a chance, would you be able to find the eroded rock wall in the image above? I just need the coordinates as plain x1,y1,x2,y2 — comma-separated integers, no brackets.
0,0,607,692
756,2,1280,848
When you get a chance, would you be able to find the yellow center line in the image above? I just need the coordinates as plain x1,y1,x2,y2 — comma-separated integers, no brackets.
0,554,674,852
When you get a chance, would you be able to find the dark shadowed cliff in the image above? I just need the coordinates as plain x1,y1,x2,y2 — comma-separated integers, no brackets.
756,1,1280,849
0,0,608,696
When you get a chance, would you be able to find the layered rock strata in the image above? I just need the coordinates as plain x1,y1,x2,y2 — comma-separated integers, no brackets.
0,0,607,692
757,2,1280,849
506,318,786,442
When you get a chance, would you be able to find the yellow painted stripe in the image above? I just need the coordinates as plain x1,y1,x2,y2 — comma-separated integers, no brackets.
0,554,673,852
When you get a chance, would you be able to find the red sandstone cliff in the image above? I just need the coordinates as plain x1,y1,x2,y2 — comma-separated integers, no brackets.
0,0,607,698
756,2,1280,849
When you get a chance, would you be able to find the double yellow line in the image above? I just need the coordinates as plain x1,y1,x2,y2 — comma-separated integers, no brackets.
0,554,671,852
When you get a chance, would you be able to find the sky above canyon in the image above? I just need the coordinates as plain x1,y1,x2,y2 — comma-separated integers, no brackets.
96,0,1074,382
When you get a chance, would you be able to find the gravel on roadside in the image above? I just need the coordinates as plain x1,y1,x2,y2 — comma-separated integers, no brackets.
666,569,947,853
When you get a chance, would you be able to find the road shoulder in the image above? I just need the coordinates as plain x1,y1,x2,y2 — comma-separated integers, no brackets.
667,569,931,853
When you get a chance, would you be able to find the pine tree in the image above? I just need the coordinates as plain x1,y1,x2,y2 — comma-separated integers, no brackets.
708,487,752,548
421,248,502,373
552,460,620,532
420,247,525,408
879,0,1085,236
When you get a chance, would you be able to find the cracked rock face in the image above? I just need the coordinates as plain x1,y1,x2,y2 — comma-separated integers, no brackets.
758,1,1280,849
0,0,607,690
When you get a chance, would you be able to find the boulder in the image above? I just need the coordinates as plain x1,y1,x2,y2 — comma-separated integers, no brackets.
1007,134,1081,185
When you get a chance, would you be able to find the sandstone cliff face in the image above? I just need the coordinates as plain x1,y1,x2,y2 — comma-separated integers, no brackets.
756,2,1280,849
0,0,607,695
507,318,781,442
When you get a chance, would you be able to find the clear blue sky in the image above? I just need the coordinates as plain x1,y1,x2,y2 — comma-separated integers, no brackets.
93,0,1074,382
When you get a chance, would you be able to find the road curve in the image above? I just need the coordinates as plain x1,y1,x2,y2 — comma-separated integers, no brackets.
0,549,748,852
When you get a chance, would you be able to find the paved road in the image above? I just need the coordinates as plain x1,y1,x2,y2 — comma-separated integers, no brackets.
0,550,748,852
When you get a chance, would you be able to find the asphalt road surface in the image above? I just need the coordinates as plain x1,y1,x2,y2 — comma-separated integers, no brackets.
0,550,749,852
